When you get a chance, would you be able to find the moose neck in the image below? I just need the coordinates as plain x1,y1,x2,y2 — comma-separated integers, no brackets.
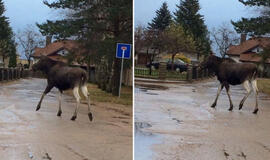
42,59,57,75
210,56,223,74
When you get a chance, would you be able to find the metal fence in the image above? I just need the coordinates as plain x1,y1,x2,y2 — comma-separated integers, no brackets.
135,65,213,81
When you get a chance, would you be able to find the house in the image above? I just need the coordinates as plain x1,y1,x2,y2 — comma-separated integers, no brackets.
227,35,270,64
0,56,9,67
135,47,197,66
135,48,158,66
32,38,82,66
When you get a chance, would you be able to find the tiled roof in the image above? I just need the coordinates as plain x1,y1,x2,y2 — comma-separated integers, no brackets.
227,37,270,55
33,40,79,57
240,52,270,64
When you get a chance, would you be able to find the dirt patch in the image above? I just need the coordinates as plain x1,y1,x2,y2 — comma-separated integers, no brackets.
135,80,270,160
0,78,132,160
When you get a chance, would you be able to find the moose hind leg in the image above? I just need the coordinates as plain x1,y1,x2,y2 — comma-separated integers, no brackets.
211,84,224,108
251,80,259,114
71,86,81,121
225,84,234,111
81,85,93,121
239,80,251,110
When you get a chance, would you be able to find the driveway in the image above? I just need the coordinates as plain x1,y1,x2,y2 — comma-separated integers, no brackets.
0,78,132,160
135,78,270,160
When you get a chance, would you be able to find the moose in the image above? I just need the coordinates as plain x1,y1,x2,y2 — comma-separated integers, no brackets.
32,56,93,121
199,55,259,114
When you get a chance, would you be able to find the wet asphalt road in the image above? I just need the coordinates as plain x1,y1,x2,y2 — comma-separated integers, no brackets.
135,78,270,160
0,78,132,160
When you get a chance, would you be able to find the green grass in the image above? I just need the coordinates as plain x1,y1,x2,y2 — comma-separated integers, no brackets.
134,68,159,79
257,79,270,95
166,71,187,80
87,84,132,106
135,67,187,80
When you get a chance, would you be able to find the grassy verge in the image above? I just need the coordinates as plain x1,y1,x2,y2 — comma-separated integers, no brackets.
87,83,132,106
257,79,270,95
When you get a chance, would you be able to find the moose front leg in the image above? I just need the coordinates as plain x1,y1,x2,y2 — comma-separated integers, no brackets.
57,90,63,116
211,84,224,108
36,85,53,111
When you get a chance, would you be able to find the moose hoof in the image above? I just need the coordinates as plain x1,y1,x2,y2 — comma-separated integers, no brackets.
57,111,62,117
88,112,93,122
36,105,41,111
228,106,233,111
71,116,77,121
239,104,243,110
210,103,216,108
253,108,259,114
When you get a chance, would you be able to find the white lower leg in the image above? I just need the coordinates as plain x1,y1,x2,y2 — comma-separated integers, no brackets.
72,86,80,119
81,85,93,121
252,80,259,113
81,85,91,112
239,80,251,109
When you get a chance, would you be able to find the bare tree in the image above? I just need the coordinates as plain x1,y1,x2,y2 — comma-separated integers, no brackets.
135,25,145,54
162,23,196,70
16,25,44,67
211,23,239,58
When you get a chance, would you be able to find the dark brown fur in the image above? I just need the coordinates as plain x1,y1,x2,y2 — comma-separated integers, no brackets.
32,56,93,121
199,55,259,113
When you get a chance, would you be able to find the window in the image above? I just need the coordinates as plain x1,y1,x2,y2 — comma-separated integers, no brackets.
57,49,69,56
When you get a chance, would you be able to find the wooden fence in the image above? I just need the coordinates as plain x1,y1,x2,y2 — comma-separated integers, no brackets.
0,68,31,81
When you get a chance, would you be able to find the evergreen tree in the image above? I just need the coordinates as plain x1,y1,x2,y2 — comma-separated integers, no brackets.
232,0,270,35
0,0,16,67
8,37,17,68
148,2,172,31
37,0,132,96
174,0,211,59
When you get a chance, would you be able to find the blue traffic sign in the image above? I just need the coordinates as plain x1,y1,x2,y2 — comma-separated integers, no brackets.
116,43,131,59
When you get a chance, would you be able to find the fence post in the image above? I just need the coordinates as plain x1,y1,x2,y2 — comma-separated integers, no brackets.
187,65,192,81
7,69,10,81
159,62,167,80
0,68,2,81
16,69,19,79
2,68,5,81
11,68,14,80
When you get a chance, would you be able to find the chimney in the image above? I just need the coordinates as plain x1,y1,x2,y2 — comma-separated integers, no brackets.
46,36,52,46
240,34,246,44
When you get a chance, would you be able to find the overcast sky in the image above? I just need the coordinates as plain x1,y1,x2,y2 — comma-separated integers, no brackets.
3,0,57,32
135,0,252,30
3,0,252,33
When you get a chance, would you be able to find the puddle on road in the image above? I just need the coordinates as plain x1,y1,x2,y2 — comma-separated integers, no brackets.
136,84,168,92
136,84,168,96
135,122,162,160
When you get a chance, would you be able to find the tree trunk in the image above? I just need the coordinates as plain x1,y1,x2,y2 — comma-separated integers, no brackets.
171,54,176,70
147,48,152,75
28,58,31,69
2,56,4,67
111,57,121,96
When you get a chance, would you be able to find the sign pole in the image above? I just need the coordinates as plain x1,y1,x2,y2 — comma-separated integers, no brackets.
119,49,125,98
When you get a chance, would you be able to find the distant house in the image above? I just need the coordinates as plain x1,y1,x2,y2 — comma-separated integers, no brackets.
135,48,158,66
135,47,197,66
0,56,9,67
227,35,270,64
32,38,82,66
